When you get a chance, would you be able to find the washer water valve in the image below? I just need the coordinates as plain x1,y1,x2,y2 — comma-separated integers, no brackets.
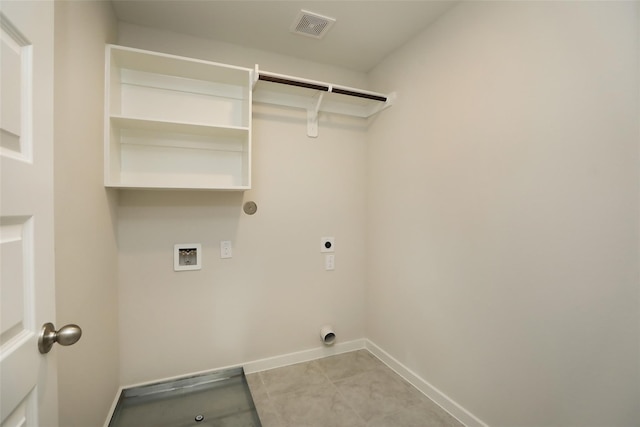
174,243,202,271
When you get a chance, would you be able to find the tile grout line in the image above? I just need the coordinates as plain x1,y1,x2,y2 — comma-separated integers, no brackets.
318,358,369,426
254,371,284,427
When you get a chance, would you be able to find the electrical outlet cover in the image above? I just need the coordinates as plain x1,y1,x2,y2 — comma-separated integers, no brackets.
220,240,232,259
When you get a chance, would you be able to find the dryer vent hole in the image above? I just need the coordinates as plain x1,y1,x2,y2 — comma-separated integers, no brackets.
323,333,335,344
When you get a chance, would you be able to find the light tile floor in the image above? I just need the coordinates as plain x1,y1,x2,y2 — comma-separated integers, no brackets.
246,350,464,427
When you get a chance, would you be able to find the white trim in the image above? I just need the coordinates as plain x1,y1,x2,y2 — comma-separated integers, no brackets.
103,387,123,427
365,339,489,427
243,338,365,374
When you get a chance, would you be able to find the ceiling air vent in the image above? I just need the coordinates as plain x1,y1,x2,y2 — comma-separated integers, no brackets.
290,10,336,39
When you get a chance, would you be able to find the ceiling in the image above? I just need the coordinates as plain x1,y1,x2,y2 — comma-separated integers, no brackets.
110,1,457,72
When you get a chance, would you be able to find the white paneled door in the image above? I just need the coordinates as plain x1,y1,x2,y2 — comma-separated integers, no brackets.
0,1,58,426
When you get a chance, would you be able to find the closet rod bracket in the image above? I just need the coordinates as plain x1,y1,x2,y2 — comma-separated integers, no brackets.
307,92,325,138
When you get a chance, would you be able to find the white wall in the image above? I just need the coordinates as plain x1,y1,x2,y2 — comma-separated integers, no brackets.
366,2,639,426
116,25,368,385
54,1,119,426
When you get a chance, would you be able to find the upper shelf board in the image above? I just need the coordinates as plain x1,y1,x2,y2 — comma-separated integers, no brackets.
108,44,252,87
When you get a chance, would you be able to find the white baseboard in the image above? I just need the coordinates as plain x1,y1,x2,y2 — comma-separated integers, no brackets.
243,338,366,374
365,339,489,427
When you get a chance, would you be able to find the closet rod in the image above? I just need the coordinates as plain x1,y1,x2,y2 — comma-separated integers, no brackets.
258,73,388,103
258,74,329,92
331,88,387,102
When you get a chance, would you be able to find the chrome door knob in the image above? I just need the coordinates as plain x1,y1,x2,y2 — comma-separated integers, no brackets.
38,322,82,354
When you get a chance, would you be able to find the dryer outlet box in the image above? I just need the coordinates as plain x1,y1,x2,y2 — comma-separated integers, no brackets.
321,237,335,253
